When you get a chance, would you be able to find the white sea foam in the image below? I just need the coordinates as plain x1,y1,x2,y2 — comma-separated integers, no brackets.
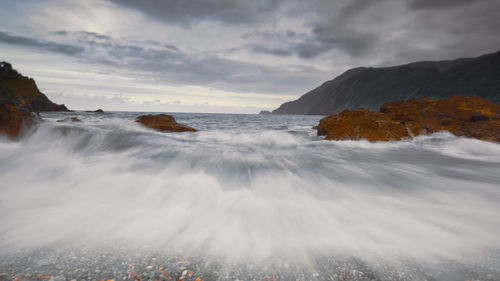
0,112,499,266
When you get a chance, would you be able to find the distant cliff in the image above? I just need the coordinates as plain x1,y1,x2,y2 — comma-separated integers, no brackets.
0,61,69,111
273,50,500,115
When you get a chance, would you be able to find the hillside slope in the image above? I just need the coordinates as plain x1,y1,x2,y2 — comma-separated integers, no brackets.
273,50,500,115
0,62,69,112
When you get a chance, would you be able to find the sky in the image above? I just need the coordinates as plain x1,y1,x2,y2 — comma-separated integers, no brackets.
1,0,499,113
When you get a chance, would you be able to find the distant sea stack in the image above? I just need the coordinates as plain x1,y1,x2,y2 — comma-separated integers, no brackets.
0,61,69,112
273,50,500,115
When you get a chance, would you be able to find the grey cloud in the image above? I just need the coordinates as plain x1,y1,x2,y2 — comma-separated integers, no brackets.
241,30,306,40
293,27,379,59
5,0,500,99
379,0,500,64
305,26,379,58
407,0,482,10
337,0,382,19
52,30,69,36
108,0,500,64
285,30,296,38
73,31,112,41
285,0,385,59
251,45,292,57
110,0,284,26
0,31,84,55
53,30,113,45
42,30,326,94
296,43,331,59
164,44,180,51
243,30,285,40
289,0,500,63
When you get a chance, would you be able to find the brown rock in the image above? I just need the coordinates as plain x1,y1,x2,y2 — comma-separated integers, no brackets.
317,96,500,142
136,114,197,132
462,115,500,142
317,108,410,141
381,96,500,140
0,103,38,137
381,96,500,137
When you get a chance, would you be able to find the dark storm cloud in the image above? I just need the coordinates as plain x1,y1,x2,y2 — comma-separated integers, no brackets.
295,27,379,59
288,0,500,63
407,0,482,10
109,0,283,26
337,0,382,19
289,0,386,59
0,31,84,55
379,0,500,64
108,0,500,63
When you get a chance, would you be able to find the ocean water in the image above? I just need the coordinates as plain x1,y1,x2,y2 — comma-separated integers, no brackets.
0,111,499,281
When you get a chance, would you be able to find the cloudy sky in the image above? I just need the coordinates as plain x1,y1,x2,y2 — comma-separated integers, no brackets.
1,0,499,113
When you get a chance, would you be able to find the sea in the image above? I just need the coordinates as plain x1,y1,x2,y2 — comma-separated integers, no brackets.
0,111,499,281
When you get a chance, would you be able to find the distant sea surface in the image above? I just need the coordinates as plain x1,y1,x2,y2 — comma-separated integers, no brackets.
1,111,499,281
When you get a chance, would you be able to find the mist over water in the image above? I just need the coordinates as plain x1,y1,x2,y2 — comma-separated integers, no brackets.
1,112,500,279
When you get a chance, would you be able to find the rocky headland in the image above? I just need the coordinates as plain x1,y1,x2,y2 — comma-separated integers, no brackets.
317,96,500,142
0,62,69,112
86,109,104,113
0,62,71,137
136,114,197,132
273,50,500,115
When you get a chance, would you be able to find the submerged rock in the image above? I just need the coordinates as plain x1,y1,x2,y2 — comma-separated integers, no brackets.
317,96,500,142
57,117,82,123
0,103,38,137
86,109,104,113
136,114,197,132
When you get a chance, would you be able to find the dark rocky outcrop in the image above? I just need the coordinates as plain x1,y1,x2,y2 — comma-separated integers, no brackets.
273,50,500,115
0,62,69,112
0,103,39,137
317,96,500,142
259,110,272,115
136,114,197,132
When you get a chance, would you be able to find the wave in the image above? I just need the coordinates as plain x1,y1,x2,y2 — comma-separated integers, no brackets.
0,115,499,266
